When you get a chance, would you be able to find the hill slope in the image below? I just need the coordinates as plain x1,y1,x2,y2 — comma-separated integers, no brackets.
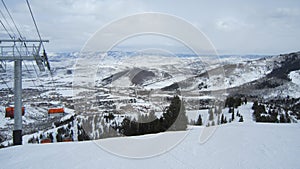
1,103,299,169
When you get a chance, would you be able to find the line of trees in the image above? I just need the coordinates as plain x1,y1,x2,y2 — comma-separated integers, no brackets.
252,101,291,123
120,95,188,136
225,97,244,108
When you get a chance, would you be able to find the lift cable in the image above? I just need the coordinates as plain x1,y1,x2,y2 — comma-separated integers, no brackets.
26,0,57,99
1,0,23,39
1,0,45,92
0,73,13,94
16,42,42,92
31,61,46,90
23,42,46,91
26,0,51,72
0,19,12,39
2,0,56,101
26,0,44,50
0,8,16,38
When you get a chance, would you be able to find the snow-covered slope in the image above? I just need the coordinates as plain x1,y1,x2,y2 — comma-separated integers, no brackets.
289,70,300,86
1,122,299,169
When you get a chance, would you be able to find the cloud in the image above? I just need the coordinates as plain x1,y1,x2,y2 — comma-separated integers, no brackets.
1,0,299,54
1,0,147,52
271,7,300,18
216,18,250,32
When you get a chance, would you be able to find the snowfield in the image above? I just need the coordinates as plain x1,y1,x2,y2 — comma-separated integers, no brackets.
289,70,300,86
0,52,300,168
1,122,299,169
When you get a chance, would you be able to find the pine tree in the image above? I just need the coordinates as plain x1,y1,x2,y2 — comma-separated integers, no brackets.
229,107,234,113
49,133,54,142
163,95,188,131
239,116,244,122
173,97,188,130
235,98,242,108
221,114,224,124
279,114,285,123
285,112,291,123
190,119,195,125
232,111,235,121
56,133,62,142
208,108,214,121
206,122,210,127
252,101,258,110
121,118,132,136
225,97,235,108
195,114,203,126
120,95,188,135
224,117,227,123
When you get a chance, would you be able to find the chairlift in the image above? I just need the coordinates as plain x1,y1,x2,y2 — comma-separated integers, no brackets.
48,92,65,116
48,107,65,117
5,107,25,119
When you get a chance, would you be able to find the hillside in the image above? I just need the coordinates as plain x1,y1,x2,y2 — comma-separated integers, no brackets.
0,50,300,168
1,122,299,169
1,103,300,169
1,51,300,145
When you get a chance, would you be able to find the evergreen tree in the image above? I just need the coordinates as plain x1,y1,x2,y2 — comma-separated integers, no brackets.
120,117,132,136
208,108,214,121
252,101,258,110
221,114,224,124
148,110,157,122
190,119,195,125
49,133,54,142
225,97,242,108
195,114,203,126
279,114,285,123
162,96,181,130
217,114,220,125
232,111,235,121
229,107,234,113
239,116,244,122
224,117,227,123
225,97,235,108
234,98,242,108
206,122,210,127
120,95,188,136
56,133,62,142
285,112,291,123
168,96,188,131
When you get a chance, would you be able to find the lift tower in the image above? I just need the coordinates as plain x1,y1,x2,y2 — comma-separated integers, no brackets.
0,38,49,145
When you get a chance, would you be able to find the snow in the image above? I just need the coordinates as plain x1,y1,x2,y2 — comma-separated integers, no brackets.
262,82,300,99
0,52,300,168
289,70,300,86
201,59,273,91
144,75,189,90
1,103,299,169
186,109,208,123
1,122,300,169
0,106,8,128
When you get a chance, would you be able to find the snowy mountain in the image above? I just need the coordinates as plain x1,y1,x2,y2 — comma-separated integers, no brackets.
92,51,300,97
0,51,300,167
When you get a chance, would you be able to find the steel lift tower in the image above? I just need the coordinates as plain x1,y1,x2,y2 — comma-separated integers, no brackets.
0,38,49,145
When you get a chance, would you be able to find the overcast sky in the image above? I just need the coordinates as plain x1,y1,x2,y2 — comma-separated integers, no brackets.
0,0,299,55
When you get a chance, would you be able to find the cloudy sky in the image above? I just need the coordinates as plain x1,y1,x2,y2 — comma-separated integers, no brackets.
0,0,299,55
